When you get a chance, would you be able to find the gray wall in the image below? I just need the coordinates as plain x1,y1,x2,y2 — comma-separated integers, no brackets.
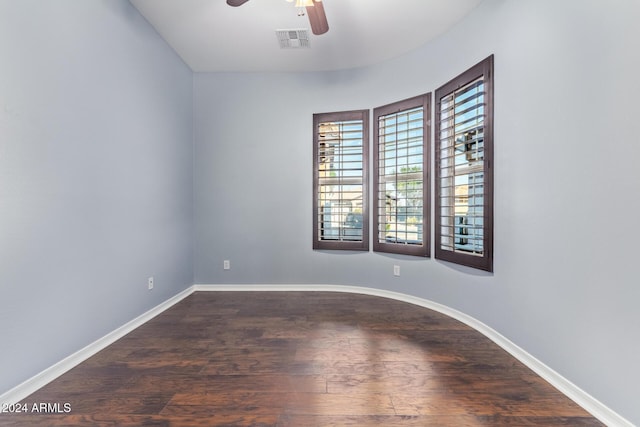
194,0,640,423
0,0,193,393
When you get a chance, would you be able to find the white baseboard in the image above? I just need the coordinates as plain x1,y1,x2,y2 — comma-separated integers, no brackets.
1,283,632,427
0,286,195,406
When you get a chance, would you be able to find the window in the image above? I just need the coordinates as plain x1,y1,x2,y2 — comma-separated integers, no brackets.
373,94,431,257
313,110,369,251
435,55,494,271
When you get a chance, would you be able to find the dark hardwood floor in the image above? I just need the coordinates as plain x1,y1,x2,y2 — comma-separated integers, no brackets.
0,291,603,426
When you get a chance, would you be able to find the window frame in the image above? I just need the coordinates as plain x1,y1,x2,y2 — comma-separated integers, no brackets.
373,94,431,257
434,55,494,272
312,109,370,251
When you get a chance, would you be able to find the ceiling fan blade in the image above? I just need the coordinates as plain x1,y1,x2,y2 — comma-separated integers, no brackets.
226,0,249,6
306,0,329,35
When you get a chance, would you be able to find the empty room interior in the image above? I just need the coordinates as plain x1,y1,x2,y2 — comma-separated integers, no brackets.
1,0,639,425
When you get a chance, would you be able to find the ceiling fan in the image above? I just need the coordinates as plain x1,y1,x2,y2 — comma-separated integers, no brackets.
226,0,329,35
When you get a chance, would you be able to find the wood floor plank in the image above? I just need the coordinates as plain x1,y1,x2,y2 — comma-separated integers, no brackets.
0,291,604,426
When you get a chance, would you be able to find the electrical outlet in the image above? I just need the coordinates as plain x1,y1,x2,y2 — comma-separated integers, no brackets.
148,276,154,290
393,265,400,277
223,260,231,270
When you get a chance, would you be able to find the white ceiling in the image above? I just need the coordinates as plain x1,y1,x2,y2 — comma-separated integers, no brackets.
130,0,483,72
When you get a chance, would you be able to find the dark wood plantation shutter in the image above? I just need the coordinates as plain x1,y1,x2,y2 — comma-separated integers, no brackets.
435,56,494,271
373,94,431,257
313,110,369,251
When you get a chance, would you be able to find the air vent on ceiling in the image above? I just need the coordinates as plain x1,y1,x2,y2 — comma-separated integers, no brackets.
275,29,310,49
